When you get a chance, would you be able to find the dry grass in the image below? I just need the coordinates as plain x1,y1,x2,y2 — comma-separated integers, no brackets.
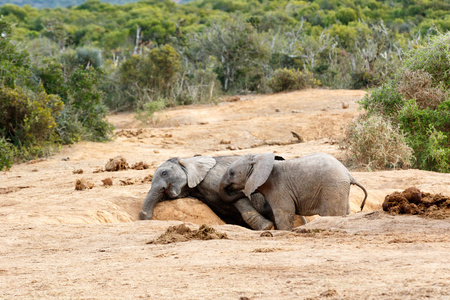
396,69,449,109
342,114,413,170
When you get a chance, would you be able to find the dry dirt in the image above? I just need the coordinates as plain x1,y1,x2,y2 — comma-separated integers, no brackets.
1,89,449,299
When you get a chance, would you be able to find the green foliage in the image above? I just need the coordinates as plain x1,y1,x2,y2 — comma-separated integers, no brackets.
358,81,404,118
0,86,64,158
0,0,138,9
135,99,166,125
191,17,270,92
355,32,450,172
403,33,450,89
268,68,318,92
0,18,113,169
0,137,14,171
65,67,113,142
335,7,357,25
342,114,413,170
74,47,103,68
398,100,450,172
116,44,182,109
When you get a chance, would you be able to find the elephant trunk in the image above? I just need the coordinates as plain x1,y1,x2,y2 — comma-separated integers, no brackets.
139,187,165,220
219,178,244,204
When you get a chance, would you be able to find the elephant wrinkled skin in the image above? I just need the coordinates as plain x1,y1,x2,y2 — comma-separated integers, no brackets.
139,155,276,230
220,152,368,230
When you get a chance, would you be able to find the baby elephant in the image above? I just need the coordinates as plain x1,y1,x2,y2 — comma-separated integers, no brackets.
219,152,368,230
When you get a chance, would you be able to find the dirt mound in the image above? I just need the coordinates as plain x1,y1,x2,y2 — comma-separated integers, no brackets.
105,156,129,171
130,161,150,170
147,224,228,244
101,177,113,186
75,178,95,190
383,187,450,219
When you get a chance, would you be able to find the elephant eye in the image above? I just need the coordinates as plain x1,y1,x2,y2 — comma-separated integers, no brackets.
161,171,168,176
229,170,234,176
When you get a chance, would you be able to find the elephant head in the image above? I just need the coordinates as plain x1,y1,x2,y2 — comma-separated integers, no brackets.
220,153,275,199
139,156,216,220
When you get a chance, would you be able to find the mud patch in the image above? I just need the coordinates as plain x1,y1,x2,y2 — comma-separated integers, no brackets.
147,224,228,244
383,187,450,219
105,156,129,171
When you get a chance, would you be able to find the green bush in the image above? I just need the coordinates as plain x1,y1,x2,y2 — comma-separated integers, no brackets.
0,86,64,159
356,32,450,172
0,137,14,171
135,99,166,126
66,67,113,142
398,99,450,172
341,114,413,170
268,68,318,92
75,47,103,68
350,70,380,89
358,81,404,118
403,33,450,89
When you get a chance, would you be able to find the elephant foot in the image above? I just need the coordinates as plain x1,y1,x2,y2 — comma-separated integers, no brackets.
259,219,274,231
139,211,148,220
242,212,274,230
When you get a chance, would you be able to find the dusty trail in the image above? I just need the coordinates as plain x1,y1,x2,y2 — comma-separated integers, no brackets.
1,89,449,299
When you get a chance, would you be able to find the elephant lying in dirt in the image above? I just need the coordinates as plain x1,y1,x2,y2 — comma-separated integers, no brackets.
139,155,282,230
220,152,368,230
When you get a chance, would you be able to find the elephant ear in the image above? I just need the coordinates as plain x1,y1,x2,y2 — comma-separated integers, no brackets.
244,153,275,198
178,156,216,188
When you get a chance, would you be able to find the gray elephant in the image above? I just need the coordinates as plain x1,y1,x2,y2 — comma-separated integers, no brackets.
139,155,280,230
219,152,368,230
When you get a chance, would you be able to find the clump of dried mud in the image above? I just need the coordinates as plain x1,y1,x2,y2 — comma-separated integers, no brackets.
75,178,95,190
130,161,150,170
383,187,450,219
104,156,150,171
147,224,228,244
101,178,113,186
105,156,129,171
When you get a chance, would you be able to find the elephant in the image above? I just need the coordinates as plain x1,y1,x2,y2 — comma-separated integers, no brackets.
139,155,282,230
219,152,368,230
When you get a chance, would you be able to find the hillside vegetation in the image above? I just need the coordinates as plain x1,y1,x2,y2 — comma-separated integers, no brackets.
0,0,142,9
0,0,449,172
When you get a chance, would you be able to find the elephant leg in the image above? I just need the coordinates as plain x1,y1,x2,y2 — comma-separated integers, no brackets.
271,200,296,231
233,198,274,230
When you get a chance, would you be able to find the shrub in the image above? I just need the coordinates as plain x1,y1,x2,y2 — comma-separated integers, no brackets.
350,70,380,89
74,47,103,68
403,33,450,89
396,69,449,109
398,99,450,172
341,114,413,170
268,68,318,92
0,86,63,159
357,32,450,172
0,137,14,171
65,67,113,142
135,99,166,126
358,81,404,118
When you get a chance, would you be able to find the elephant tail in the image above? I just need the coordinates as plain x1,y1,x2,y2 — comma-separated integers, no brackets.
351,179,368,211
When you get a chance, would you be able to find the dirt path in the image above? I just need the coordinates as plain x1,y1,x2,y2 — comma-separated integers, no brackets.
1,89,449,299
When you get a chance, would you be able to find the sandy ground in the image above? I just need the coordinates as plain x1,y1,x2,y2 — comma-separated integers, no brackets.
1,89,449,299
